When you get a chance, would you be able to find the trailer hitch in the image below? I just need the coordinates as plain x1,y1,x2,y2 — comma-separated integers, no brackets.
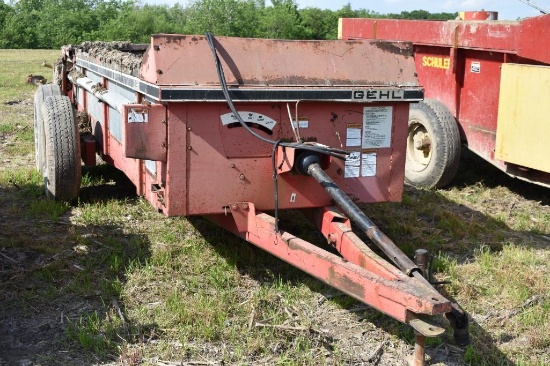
296,151,471,349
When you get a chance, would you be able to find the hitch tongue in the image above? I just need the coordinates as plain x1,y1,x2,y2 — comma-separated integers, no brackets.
298,155,471,352
303,159,421,276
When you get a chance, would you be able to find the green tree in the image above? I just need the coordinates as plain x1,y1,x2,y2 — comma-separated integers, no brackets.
36,0,101,48
388,9,456,20
98,4,184,43
260,0,308,39
0,0,42,48
0,1,12,26
183,0,261,37
300,7,336,39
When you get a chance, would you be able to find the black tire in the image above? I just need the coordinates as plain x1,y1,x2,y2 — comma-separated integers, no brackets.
34,84,61,174
42,95,81,201
405,99,461,189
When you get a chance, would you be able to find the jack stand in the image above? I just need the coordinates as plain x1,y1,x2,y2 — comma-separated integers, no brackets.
414,331,427,366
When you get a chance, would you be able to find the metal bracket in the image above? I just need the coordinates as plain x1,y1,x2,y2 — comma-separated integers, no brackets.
228,202,258,237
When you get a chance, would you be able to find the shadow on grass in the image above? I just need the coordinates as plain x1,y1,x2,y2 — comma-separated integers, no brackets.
192,209,516,365
0,165,157,365
4,150,545,364
453,149,550,206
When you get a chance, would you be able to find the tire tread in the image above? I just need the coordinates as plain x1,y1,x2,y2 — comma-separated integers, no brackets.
42,95,81,201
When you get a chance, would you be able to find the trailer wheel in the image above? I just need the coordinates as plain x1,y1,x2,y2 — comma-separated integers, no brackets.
405,99,461,189
34,84,61,174
42,95,81,201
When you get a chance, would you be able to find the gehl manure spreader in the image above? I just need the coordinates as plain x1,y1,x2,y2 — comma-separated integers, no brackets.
33,34,469,365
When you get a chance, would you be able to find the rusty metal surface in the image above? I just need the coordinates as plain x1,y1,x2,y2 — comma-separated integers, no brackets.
309,206,403,281
122,104,167,162
340,18,520,52
140,34,419,88
413,332,427,366
208,206,452,322
69,34,416,217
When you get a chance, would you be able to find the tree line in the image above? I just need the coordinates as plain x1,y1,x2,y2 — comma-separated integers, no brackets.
0,0,456,49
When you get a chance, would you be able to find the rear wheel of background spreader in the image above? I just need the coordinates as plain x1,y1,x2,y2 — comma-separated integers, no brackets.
34,84,62,174
405,99,461,189
42,95,81,201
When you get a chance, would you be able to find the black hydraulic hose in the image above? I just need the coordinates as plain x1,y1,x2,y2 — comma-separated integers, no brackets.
204,32,348,160
307,162,421,276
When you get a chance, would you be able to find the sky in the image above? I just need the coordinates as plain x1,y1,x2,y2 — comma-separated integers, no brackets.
142,0,550,20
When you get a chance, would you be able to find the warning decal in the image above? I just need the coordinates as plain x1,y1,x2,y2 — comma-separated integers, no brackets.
361,151,377,177
346,124,362,147
128,108,149,123
362,106,392,149
344,151,361,178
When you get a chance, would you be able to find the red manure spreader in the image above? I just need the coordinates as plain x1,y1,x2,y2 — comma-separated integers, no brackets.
34,34,469,365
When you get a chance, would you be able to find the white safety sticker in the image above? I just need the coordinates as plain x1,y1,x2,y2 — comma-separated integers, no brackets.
346,124,362,147
128,108,148,123
344,151,361,178
361,151,377,177
471,61,481,73
290,193,297,203
292,119,309,129
362,106,392,149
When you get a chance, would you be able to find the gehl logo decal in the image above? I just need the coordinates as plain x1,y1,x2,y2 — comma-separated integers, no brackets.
352,89,404,101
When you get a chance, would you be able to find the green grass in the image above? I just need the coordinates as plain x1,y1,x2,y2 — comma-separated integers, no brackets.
1,49,550,365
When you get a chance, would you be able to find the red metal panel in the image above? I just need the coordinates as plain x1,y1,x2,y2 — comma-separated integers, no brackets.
122,104,167,162
208,207,452,322
340,18,520,52
458,50,504,159
413,45,461,117
140,35,419,88
339,17,530,176
162,103,188,216
518,15,550,65
180,101,408,215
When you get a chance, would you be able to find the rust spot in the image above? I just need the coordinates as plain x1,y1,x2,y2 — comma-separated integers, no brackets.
328,267,366,301
373,41,413,58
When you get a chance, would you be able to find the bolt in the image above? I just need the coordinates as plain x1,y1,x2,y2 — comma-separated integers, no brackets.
161,142,166,148
327,233,338,246
187,127,192,131
230,164,236,168
241,203,249,210
239,173,245,181
230,203,239,211
187,146,192,150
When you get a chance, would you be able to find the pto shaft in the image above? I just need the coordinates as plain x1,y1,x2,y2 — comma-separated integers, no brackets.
306,161,421,276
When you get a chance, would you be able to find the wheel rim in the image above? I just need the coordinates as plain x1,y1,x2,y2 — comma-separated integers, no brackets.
407,122,432,172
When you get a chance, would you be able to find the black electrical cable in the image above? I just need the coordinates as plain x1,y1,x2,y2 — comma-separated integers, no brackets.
205,32,349,160
271,141,284,233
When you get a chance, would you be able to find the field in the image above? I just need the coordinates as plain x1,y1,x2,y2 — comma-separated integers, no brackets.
0,49,549,366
